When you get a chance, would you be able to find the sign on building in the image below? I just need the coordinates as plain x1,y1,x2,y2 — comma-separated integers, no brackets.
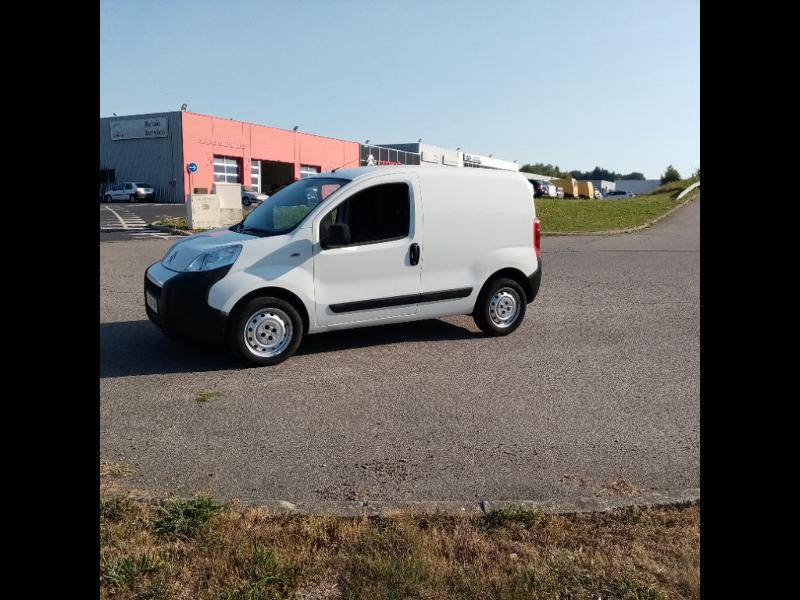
110,117,169,140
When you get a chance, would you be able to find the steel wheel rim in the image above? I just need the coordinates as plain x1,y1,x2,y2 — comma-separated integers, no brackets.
243,307,293,358
488,288,521,328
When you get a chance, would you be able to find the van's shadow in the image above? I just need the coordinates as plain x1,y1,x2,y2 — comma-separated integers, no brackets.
100,318,481,378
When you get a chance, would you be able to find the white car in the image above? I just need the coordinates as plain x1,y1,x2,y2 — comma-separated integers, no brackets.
145,166,542,366
544,181,558,197
604,190,635,199
104,182,154,203
242,187,269,207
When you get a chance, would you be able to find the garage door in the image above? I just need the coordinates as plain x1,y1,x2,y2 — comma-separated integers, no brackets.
213,156,240,183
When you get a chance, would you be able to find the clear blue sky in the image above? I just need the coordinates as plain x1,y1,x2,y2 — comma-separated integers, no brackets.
100,0,699,179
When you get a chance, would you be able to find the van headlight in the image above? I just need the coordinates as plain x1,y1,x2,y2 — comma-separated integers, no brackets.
185,245,242,272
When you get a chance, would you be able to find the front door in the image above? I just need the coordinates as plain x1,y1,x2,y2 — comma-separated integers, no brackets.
312,174,422,328
110,184,125,201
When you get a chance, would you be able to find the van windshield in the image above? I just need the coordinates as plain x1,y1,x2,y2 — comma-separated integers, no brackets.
237,177,350,237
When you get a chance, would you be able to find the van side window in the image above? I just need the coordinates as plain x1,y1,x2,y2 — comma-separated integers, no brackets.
324,182,410,245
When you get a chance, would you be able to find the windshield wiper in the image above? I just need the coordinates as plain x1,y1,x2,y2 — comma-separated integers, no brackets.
240,226,271,237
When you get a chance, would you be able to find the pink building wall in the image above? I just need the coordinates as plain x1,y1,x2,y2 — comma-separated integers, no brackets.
180,112,360,199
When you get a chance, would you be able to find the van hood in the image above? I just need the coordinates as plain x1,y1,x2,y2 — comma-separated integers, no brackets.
161,228,255,272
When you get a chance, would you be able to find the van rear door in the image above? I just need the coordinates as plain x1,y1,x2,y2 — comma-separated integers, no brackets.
312,173,423,328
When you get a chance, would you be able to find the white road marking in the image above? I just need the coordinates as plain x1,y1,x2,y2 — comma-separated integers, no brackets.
104,205,128,229
100,206,181,240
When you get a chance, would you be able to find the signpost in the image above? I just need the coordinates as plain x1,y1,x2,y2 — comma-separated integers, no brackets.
187,162,198,197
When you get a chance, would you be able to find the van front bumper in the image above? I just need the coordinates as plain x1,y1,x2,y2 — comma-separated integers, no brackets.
144,262,231,344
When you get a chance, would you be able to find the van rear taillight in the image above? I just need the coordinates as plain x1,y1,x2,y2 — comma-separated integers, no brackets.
533,217,541,257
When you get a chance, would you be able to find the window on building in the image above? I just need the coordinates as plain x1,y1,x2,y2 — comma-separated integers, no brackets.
213,156,241,183
322,182,410,246
250,160,261,192
299,164,321,179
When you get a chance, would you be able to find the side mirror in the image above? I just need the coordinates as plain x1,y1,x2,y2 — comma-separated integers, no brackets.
320,221,351,249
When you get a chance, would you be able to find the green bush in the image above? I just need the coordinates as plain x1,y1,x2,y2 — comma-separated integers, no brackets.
660,164,681,184
151,494,224,538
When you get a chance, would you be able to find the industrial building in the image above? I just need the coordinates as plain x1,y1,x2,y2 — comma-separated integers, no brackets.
100,111,521,203
367,142,519,171
614,179,661,195
100,111,360,203
587,179,616,195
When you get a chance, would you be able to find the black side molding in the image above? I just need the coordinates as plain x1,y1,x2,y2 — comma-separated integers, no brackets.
526,259,542,304
330,287,473,313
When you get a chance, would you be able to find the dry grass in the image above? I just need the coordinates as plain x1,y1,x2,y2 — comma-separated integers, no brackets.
101,460,134,479
100,493,699,600
196,390,218,403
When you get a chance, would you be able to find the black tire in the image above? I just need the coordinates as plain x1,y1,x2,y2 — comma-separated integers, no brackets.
129,195,136,203
472,277,527,336
104,194,112,203
242,197,251,207
227,296,304,366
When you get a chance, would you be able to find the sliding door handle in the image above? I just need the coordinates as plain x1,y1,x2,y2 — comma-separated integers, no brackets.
409,243,420,266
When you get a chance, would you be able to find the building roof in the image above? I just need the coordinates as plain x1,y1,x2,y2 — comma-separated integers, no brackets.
322,165,527,182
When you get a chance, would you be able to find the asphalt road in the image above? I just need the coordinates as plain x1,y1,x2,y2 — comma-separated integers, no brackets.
100,199,699,510
100,201,186,224
100,202,256,242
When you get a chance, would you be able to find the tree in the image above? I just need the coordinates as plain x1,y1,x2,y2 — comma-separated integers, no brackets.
693,167,700,178
661,165,681,184
520,163,567,178
521,163,648,181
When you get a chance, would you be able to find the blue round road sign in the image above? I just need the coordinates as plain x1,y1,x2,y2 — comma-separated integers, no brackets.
187,162,198,173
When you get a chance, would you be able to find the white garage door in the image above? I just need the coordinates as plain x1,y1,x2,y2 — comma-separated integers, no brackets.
213,156,240,183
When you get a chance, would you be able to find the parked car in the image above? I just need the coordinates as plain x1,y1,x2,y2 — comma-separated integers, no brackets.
594,189,603,199
144,167,542,366
604,190,636,199
555,187,565,199
544,181,558,198
103,182,154,203
528,180,548,198
242,187,269,207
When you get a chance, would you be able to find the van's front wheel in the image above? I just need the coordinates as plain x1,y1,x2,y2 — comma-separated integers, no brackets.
473,278,526,336
227,297,303,366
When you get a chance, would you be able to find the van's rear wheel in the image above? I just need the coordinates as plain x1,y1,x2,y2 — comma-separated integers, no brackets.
227,296,303,366
473,278,526,336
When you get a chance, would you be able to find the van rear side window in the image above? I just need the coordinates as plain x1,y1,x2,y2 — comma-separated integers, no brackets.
324,182,410,245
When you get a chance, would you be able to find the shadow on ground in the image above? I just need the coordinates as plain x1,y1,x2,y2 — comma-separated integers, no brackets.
100,318,481,378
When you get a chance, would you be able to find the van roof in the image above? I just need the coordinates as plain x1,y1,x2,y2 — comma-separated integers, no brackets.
321,165,527,182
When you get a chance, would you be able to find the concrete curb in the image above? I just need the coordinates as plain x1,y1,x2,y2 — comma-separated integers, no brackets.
542,188,700,237
676,181,700,201
148,223,193,236
105,487,700,517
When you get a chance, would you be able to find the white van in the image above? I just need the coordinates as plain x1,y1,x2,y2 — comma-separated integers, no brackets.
144,166,542,366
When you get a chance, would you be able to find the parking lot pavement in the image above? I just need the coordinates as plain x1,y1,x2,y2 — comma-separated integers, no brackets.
100,203,187,242
100,199,699,508
100,202,257,242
